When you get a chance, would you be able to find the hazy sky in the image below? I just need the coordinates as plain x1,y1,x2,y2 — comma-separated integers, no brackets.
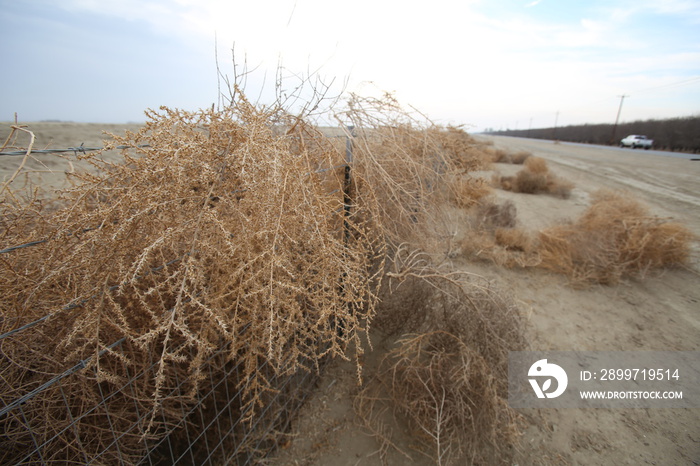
2,0,699,131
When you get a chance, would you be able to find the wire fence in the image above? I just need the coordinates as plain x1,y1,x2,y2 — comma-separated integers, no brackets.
0,144,152,156
0,131,355,465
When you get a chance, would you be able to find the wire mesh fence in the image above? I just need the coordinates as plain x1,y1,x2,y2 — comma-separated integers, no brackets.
0,318,332,465
0,129,355,465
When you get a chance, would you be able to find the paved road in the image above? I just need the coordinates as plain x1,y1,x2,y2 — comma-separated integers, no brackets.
558,140,697,160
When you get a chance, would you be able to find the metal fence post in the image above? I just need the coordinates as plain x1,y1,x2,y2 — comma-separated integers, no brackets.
343,126,354,244
333,126,355,338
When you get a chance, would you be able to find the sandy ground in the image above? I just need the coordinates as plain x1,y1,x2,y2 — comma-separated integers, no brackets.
2,125,698,465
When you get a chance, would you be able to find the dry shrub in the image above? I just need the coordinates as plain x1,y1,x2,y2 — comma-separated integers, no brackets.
546,177,574,199
488,147,511,163
435,126,492,173
495,227,533,253
513,169,549,194
449,176,492,208
523,155,548,174
492,173,514,191
538,190,695,285
474,198,518,230
511,150,532,164
459,189,693,279
497,156,573,199
359,269,527,464
381,331,518,465
458,200,542,268
487,148,531,165
493,148,510,163
461,231,538,269
459,197,519,264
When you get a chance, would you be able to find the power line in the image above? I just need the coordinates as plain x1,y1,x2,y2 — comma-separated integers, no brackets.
0,144,150,156
631,76,700,96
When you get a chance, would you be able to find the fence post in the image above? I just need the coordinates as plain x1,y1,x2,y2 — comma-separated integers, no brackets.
343,126,354,244
335,126,355,338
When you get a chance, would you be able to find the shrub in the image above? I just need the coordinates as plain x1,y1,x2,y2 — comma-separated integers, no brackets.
358,273,526,465
435,126,492,173
523,156,548,174
489,147,512,163
546,177,574,199
538,190,695,285
496,156,573,199
513,169,549,194
450,176,492,208
381,331,519,465
475,198,518,230
340,97,491,247
1,87,508,463
457,199,537,267
510,151,532,164
495,227,533,253
487,148,531,165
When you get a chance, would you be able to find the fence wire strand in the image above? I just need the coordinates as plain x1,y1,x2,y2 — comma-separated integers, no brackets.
0,144,151,156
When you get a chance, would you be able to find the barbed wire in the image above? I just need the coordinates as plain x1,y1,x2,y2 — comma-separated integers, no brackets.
0,129,352,157
0,143,151,156
0,337,127,419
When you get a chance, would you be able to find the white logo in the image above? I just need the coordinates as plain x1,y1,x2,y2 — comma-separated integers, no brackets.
528,359,568,399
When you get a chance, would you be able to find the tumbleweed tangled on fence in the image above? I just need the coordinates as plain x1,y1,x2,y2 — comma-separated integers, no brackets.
0,87,494,463
1,94,385,463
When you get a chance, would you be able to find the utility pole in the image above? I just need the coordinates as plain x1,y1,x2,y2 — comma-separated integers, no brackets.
610,94,628,145
553,111,559,141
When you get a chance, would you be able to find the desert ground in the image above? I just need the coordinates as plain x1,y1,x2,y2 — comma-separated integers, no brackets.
1,124,698,465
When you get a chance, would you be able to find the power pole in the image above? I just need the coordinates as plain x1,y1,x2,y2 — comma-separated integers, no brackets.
610,94,628,145
553,111,559,141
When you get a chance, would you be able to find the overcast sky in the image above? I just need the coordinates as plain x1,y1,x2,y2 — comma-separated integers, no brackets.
1,0,699,132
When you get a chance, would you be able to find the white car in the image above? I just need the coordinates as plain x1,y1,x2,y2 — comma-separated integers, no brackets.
620,135,653,149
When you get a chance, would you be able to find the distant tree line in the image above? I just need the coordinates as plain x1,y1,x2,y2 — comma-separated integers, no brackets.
486,115,700,153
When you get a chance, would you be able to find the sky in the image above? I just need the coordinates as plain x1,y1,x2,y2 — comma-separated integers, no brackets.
1,0,699,132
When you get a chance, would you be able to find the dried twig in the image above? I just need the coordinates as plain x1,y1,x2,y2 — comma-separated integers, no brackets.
0,125,35,196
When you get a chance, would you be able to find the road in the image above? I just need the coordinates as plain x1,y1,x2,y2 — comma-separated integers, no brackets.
478,135,700,236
